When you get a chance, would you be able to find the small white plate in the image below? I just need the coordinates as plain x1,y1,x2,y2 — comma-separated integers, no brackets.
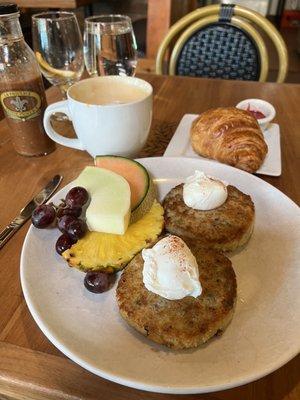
20,157,299,394
164,114,281,176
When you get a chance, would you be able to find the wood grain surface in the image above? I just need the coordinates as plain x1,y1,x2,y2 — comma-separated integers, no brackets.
0,74,299,399
146,0,198,58
13,0,98,9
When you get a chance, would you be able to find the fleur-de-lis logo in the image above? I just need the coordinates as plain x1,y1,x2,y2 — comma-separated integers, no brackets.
10,96,28,112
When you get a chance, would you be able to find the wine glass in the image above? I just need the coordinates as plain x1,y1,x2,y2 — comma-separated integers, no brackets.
32,11,84,97
84,14,137,77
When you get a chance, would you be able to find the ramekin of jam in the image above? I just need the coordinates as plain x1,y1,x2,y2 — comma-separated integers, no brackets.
236,99,276,131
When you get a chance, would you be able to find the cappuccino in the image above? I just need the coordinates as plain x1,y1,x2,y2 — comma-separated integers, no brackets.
43,76,153,157
69,77,148,105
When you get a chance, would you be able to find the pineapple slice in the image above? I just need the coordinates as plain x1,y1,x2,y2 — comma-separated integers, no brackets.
62,201,164,272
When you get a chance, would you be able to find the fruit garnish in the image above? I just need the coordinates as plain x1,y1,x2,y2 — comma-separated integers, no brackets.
67,219,87,241
65,186,89,208
35,51,76,78
32,186,90,258
246,104,266,119
31,204,56,228
56,234,76,255
94,155,156,223
32,162,163,295
57,215,77,233
73,166,131,235
57,205,82,218
62,201,164,273
84,271,115,293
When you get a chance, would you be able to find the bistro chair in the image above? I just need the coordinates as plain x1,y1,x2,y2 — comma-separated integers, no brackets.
156,4,288,83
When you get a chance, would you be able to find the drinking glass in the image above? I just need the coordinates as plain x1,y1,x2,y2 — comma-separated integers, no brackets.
32,11,84,97
84,14,137,77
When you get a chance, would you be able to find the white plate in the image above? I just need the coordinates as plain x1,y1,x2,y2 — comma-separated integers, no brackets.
20,157,299,394
164,114,281,176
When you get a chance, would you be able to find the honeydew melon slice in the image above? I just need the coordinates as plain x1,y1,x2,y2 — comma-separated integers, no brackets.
73,166,131,235
94,155,156,223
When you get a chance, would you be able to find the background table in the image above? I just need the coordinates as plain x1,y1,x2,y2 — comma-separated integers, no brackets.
0,74,299,400
13,0,98,8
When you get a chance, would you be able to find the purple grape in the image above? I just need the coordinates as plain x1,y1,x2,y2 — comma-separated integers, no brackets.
56,234,76,255
65,187,88,208
57,205,82,219
67,219,87,240
32,204,56,228
84,271,114,293
57,215,77,233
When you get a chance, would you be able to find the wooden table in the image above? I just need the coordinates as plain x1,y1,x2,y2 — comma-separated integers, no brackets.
14,0,98,9
0,74,299,400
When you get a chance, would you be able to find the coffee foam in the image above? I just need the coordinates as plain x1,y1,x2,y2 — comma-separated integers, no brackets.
69,77,149,106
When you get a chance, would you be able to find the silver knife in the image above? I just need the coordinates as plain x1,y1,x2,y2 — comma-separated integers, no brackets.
0,174,63,250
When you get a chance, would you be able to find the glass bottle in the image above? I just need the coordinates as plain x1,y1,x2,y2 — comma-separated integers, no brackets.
0,3,55,156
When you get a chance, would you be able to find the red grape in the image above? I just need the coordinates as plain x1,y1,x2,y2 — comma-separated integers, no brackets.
57,215,77,233
32,204,56,228
67,219,87,240
66,187,88,208
84,271,114,293
57,205,82,218
56,234,76,255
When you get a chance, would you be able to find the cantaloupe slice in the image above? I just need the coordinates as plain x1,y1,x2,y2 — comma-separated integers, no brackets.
94,155,156,223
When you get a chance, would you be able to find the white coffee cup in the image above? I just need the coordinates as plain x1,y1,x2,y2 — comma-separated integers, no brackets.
43,76,153,157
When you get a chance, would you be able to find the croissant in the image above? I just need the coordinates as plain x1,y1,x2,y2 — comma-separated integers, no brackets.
190,107,268,173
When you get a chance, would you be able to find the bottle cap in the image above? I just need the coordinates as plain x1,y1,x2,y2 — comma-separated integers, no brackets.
0,3,18,15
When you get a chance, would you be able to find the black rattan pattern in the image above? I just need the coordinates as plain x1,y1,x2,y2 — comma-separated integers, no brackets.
176,23,260,81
